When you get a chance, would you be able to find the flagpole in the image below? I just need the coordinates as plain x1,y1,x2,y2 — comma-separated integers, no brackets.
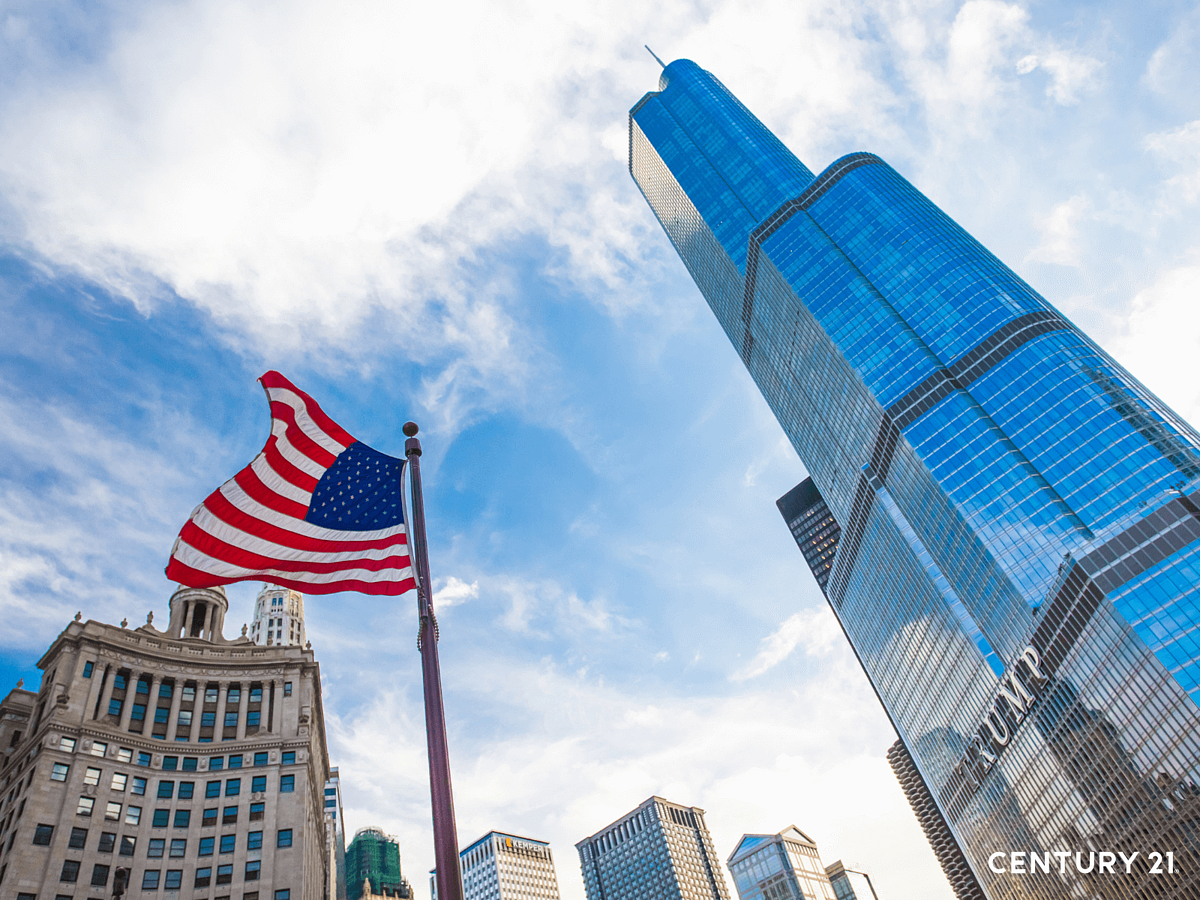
403,421,464,900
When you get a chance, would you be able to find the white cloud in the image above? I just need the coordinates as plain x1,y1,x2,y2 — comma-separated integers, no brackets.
1025,193,1089,266
1145,120,1200,206
434,576,479,610
732,606,843,681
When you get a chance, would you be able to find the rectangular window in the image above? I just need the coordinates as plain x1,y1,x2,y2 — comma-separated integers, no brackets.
195,868,212,888
134,679,147,694
50,763,68,781
202,808,218,827
142,870,160,891
111,773,127,792
124,805,141,826
226,778,240,796
324,788,336,796
283,683,292,697
251,776,266,793
246,710,261,727
174,782,192,801
249,802,264,822
209,756,224,771
104,802,121,821
97,832,115,853
59,736,76,752
216,864,233,885
277,829,292,848
199,836,215,856
228,755,242,769
281,752,295,765
275,891,290,900
157,781,174,799
244,862,260,882
205,686,219,703
280,774,294,792
223,806,238,825
223,712,238,728
161,757,177,771
219,834,236,853
151,809,169,828
253,753,268,767
245,893,260,900
159,683,173,699
117,747,132,763
107,699,122,717
137,751,151,767
201,712,216,727
90,741,107,758
182,685,195,701
153,708,169,725
113,674,127,690
164,871,182,891
68,827,87,849
82,661,94,678
249,687,262,702
240,830,261,851
77,796,95,816
173,809,190,828
181,757,197,771
169,839,186,858
131,776,146,796
148,839,165,858
84,767,101,786
33,824,54,845
206,780,221,798
60,860,80,883
119,835,136,856
90,864,109,887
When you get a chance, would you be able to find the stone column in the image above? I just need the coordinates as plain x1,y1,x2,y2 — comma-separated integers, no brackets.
201,602,214,640
267,680,281,734
235,682,250,741
189,683,205,743
214,682,229,742
83,661,106,719
181,600,192,638
117,671,140,731
94,664,117,721
165,679,185,742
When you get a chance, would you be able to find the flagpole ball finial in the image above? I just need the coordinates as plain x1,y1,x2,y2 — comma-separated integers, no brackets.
403,422,419,437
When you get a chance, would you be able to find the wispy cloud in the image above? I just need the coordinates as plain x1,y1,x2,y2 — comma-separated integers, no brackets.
732,606,843,682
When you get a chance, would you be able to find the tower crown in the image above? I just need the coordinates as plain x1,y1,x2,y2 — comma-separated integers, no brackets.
166,585,228,641
253,583,307,646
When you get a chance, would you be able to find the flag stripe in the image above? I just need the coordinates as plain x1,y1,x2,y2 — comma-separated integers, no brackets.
186,512,407,566
219,477,406,543
260,373,355,449
232,467,310,521
167,558,415,597
268,402,338,469
261,435,319,493
173,540,411,583
270,423,328,480
204,491,407,552
263,389,350,456
178,522,410,573
250,447,313,506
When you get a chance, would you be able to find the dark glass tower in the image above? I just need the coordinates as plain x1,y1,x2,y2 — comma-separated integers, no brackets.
630,59,1200,899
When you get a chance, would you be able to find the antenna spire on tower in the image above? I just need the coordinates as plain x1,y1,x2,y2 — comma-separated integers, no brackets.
645,45,666,69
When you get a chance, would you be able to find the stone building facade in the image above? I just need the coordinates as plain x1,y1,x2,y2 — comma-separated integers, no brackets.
0,584,333,900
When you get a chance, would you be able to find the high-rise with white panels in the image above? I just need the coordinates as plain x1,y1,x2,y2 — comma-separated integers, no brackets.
431,831,560,900
252,584,307,648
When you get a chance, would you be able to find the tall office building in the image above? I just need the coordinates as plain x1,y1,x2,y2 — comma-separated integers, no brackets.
576,796,730,900
727,826,835,900
346,827,413,900
252,585,307,648
0,584,333,900
431,831,561,900
822,862,878,900
631,58,1200,899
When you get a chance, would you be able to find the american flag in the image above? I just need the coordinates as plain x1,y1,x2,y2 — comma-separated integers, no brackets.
166,371,416,596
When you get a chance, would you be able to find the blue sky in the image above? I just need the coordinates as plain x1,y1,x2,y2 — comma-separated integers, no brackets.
2,1,1200,898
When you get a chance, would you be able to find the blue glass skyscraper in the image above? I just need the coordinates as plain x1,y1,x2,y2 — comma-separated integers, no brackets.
631,59,1200,900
